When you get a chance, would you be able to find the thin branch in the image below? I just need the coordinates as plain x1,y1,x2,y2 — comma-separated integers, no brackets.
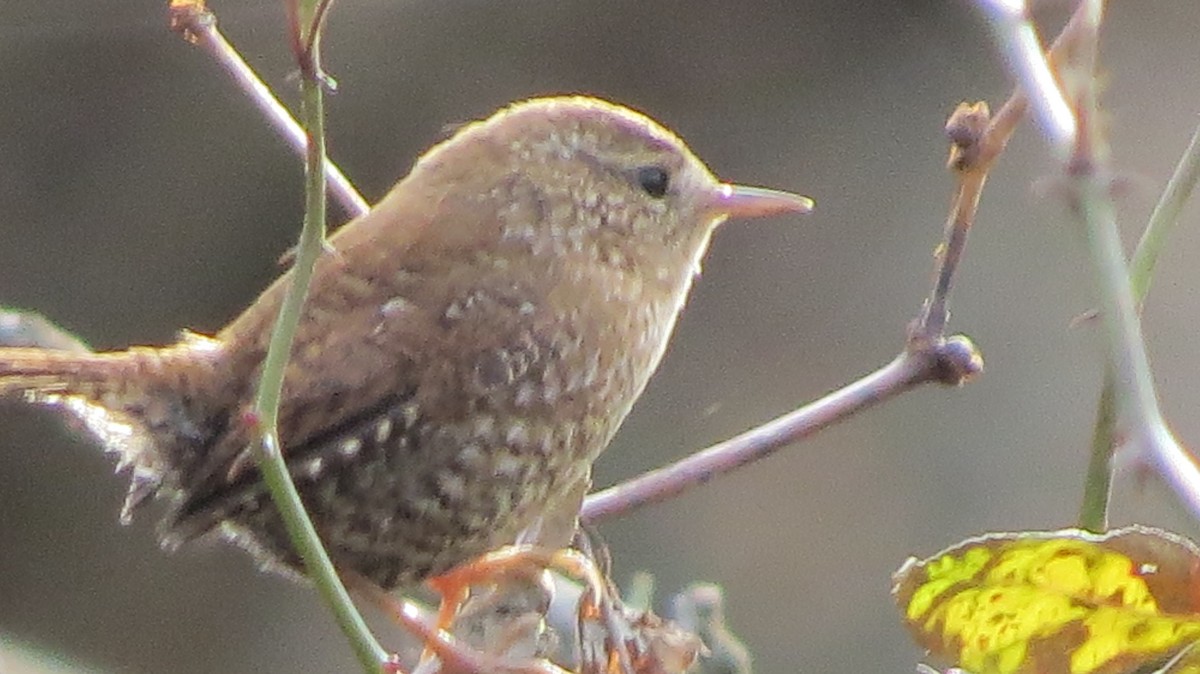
586,6,1108,523
587,1,1108,526
1073,163,1200,519
972,0,1200,535
972,0,1076,154
1077,119,1200,532
1078,369,1115,532
1072,157,1200,520
969,0,1140,532
1062,0,1200,522
251,432,391,672
966,0,1094,167
914,101,993,339
908,14,1071,342
220,0,388,670
303,0,337,68
284,0,305,78
582,342,982,522
1129,119,1200,305
583,0,1101,525
169,0,368,219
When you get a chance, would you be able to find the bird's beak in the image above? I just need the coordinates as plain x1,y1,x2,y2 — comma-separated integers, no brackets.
711,183,814,219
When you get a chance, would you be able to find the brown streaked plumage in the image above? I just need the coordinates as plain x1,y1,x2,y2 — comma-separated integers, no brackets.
0,96,812,589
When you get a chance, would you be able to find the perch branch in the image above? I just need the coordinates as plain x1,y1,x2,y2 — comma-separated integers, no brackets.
584,0,1097,524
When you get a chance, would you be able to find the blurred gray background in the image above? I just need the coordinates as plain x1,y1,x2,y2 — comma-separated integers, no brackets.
2,1,1200,672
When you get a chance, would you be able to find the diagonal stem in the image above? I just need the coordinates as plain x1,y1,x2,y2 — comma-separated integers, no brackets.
169,1,368,218
583,340,981,522
244,0,389,670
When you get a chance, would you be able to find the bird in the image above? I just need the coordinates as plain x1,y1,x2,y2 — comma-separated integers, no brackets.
0,96,812,590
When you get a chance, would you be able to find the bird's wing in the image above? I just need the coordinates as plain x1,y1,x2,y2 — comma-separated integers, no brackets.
165,176,567,539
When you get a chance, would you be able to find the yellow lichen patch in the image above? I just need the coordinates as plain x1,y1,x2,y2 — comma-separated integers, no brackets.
984,538,1158,612
1071,607,1200,674
1087,550,1156,611
928,585,1085,674
907,546,994,620
893,527,1200,674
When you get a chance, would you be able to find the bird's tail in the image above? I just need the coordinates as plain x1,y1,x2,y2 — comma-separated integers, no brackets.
0,334,219,400
0,346,144,398
0,340,220,520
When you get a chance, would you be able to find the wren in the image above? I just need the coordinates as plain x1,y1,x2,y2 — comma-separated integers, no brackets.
0,96,812,589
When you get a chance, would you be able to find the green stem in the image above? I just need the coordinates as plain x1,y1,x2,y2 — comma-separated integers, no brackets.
1077,370,1114,532
1075,155,1200,522
250,1,390,671
1129,119,1200,304
1078,117,1200,530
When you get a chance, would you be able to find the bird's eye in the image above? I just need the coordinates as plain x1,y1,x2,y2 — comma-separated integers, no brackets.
635,166,670,198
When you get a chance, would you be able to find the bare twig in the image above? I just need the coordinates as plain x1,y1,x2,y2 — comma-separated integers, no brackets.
168,0,369,219
1078,118,1200,534
973,0,1076,154
1056,0,1200,522
302,0,337,69
583,0,1102,525
583,340,982,522
972,0,1200,529
969,0,1112,530
1129,120,1200,305
583,98,1006,522
966,0,1093,168
919,0,1094,342
914,102,992,339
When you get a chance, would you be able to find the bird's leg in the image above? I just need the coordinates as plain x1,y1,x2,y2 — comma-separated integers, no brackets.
425,545,635,673
429,546,607,625
343,568,572,674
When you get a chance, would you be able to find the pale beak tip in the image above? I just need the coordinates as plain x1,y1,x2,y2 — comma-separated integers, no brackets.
716,183,815,219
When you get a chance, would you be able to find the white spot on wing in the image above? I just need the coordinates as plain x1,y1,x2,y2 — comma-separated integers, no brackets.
400,402,420,429
457,443,486,470
302,456,325,477
381,297,415,316
471,414,495,440
374,418,393,444
340,437,363,458
515,382,536,408
505,421,530,448
494,453,523,479
437,472,467,501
